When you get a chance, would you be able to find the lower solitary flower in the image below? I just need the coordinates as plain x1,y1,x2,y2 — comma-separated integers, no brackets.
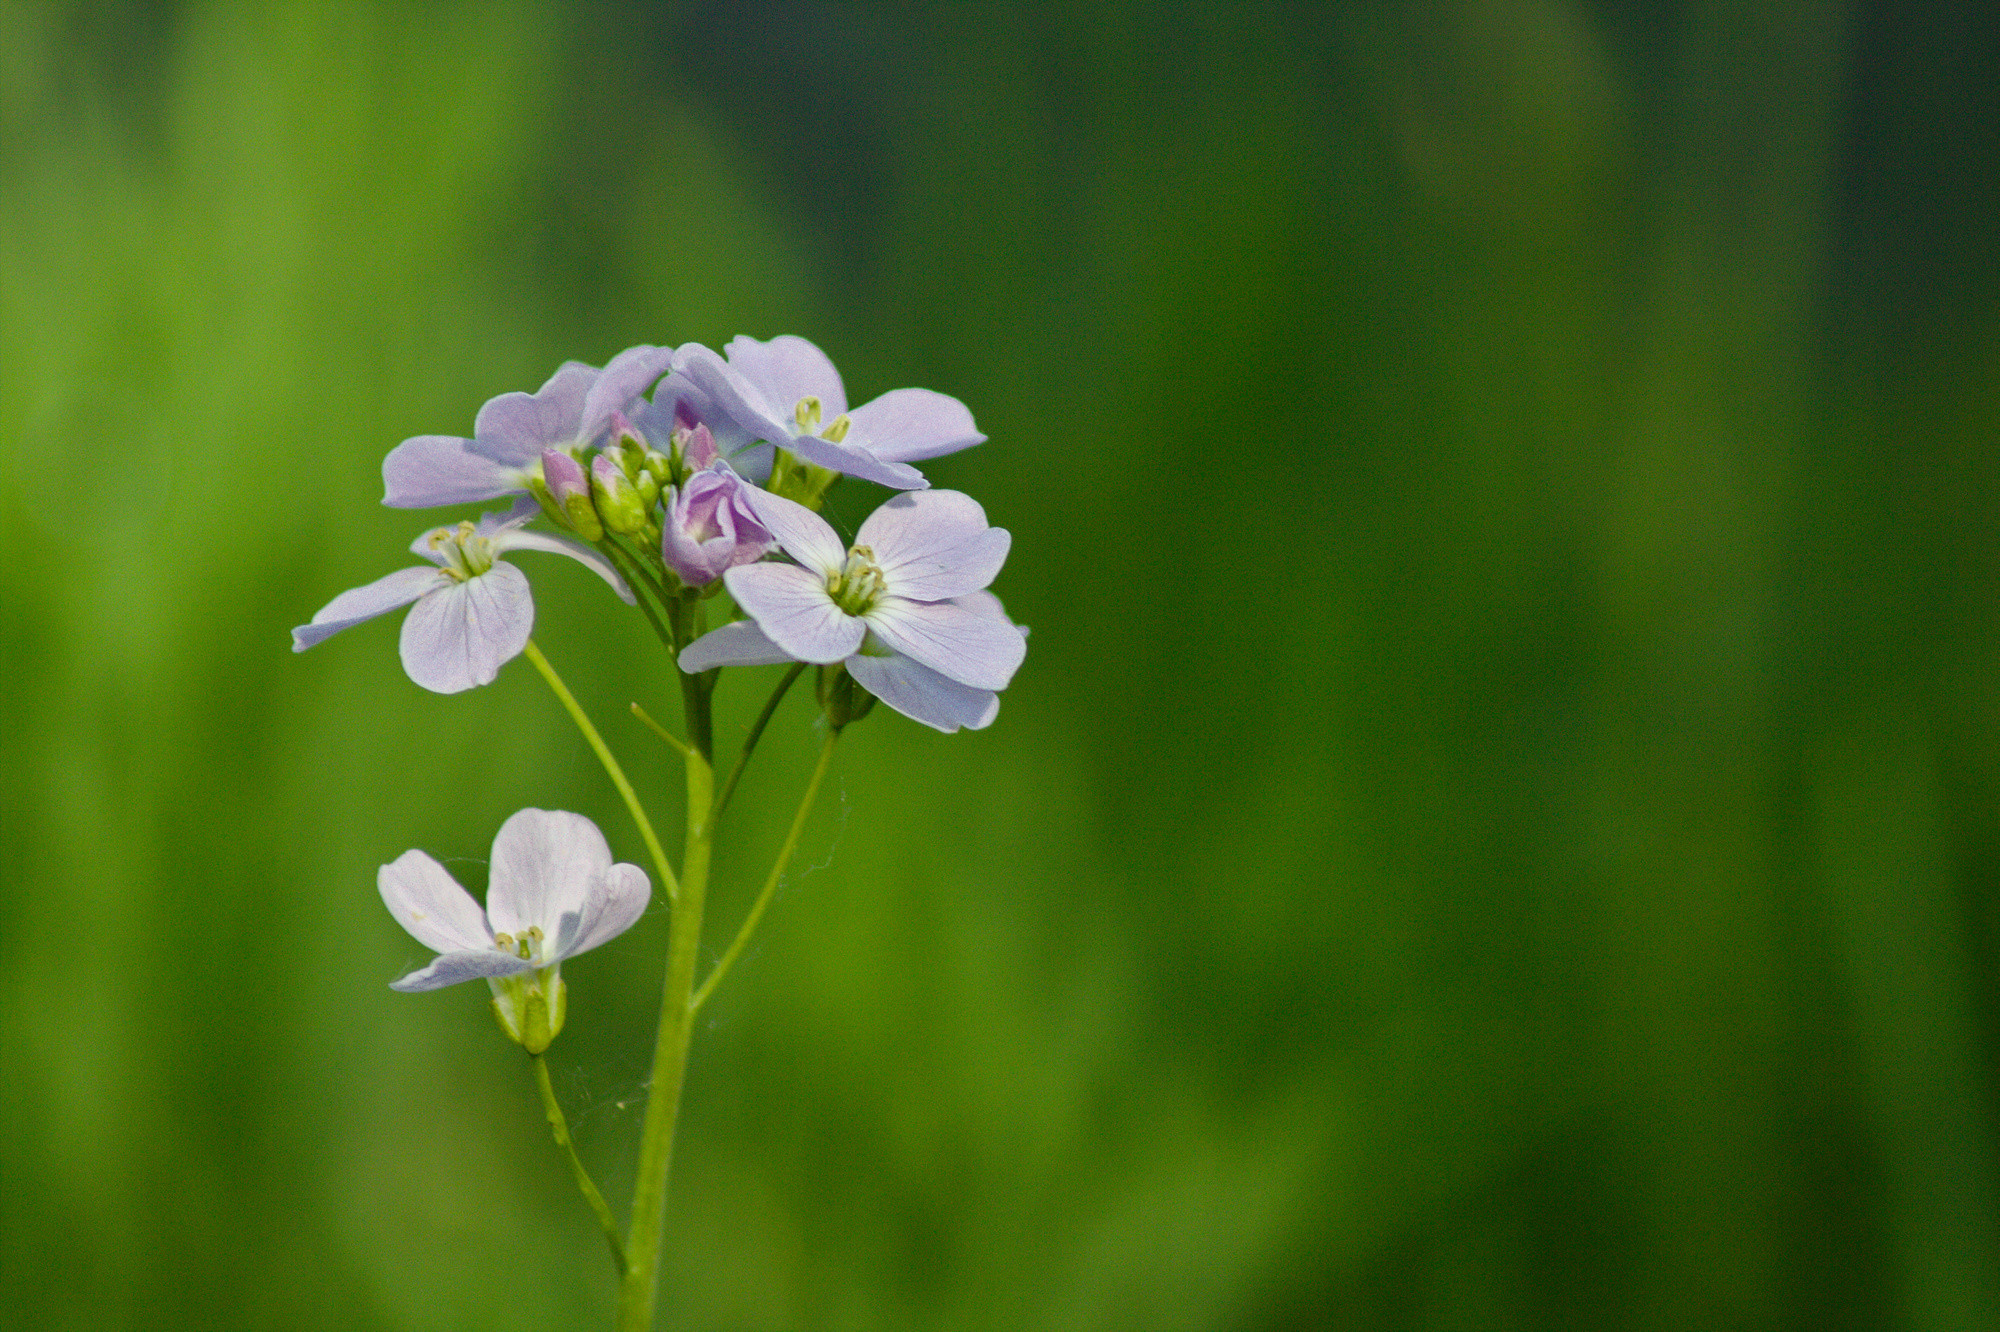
291,504,633,693
377,808,652,1052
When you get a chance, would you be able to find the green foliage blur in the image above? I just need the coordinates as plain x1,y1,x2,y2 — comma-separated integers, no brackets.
4,2,1997,1328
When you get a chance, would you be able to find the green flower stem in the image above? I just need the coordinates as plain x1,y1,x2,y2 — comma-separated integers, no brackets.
712,662,808,821
629,702,695,760
671,599,716,762
692,727,837,1014
617,744,715,1332
531,1053,625,1275
597,540,681,656
522,639,679,903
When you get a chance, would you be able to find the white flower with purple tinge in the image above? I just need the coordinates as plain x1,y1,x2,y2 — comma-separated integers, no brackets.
670,336,984,490
291,506,633,693
661,455,775,586
381,345,674,508
378,808,650,1052
678,489,1025,732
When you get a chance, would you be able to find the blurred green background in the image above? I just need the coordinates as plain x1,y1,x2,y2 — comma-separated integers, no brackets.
4,1,1997,1328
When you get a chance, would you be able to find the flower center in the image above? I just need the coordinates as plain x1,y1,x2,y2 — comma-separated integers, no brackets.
425,520,497,581
491,924,546,964
793,396,852,442
827,544,887,615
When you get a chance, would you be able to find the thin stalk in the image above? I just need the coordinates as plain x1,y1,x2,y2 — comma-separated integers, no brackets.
630,702,694,760
522,639,678,903
617,746,714,1332
598,540,681,656
692,728,837,1013
531,1053,625,1275
711,662,807,821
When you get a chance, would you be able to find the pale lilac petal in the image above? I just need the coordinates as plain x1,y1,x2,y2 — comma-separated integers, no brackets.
472,361,596,455
724,334,847,418
865,596,1026,690
397,564,534,693
678,620,797,672
845,652,1000,733
741,489,848,576
724,563,865,663
378,849,493,954
854,491,1010,600
389,949,533,992
784,434,929,490
382,435,532,507
562,863,652,959
579,345,673,440
636,382,774,484
490,529,635,604
670,345,791,446
845,388,985,463
292,565,449,651
486,808,615,943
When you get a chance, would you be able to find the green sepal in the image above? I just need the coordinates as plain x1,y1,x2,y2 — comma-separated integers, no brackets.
768,450,840,511
490,967,567,1055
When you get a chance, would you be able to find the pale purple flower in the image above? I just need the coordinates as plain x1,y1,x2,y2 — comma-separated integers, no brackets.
378,808,650,1051
381,345,674,508
670,336,985,490
677,488,1025,731
291,506,633,693
661,463,775,586
680,591,1022,733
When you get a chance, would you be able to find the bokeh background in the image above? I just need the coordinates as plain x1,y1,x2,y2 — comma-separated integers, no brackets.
4,1,1997,1328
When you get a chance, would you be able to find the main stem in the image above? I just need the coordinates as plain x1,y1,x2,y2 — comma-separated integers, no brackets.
617,692,715,1330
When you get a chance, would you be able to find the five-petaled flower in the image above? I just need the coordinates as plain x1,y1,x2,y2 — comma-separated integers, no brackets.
291,505,633,693
679,489,1026,732
378,808,651,1052
671,336,984,491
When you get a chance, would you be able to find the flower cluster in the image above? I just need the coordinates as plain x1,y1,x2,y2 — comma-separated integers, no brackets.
294,335,1024,731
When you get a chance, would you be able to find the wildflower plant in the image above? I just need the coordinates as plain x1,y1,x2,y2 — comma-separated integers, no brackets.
294,338,1021,1329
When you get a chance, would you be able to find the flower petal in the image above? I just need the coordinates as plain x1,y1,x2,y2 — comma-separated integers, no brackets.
855,490,1010,600
382,435,533,507
865,596,1026,690
579,344,673,441
845,388,985,463
724,334,847,419
741,489,848,577
396,564,534,693
490,529,635,604
472,361,596,455
783,434,929,490
724,563,865,663
389,949,532,992
678,620,797,672
561,862,653,960
485,808,615,945
670,345,791,448
292,565,449,651
378,849,493,954
845,652,1000,733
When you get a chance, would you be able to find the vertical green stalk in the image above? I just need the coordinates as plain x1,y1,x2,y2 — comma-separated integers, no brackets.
617,744,713,1332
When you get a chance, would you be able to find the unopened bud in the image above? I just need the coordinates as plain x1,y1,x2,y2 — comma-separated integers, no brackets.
591,453,650,536
541,448,603,542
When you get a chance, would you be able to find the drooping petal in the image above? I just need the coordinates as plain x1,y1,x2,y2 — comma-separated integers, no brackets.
578,344,674,441
783,433,929,490
388,948,533,992
741,488,849,577
378,849,494,954
561,863,653,960
724,334,847,419
396,564,535,693
485,808,615,945
292,565,449,652
382,435,534,507
845,388,985,463
854,490,1010,600
678,620,797,672
724,563,866,663
472,361,596,457
669,344,790,449
845,651,1000,733
490,529,636,604
864,596,1027,690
